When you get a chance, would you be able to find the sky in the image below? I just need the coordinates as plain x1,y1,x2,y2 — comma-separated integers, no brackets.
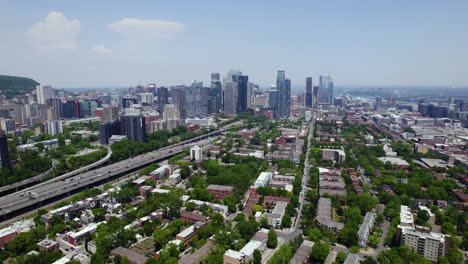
0,0,467,88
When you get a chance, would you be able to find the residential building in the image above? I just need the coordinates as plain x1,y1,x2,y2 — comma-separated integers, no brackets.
291,240,315,264
276,70,291,118
120,112,146,141
45,120,63,136
190,145,203,161
321,149,346,163
343,253,360,264
207,185,235,200
103,105,119,122
36,84,53,104
358,212,376,247
316,198,344,232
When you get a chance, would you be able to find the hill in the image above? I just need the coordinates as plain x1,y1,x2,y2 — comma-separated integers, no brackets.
0,75,39,98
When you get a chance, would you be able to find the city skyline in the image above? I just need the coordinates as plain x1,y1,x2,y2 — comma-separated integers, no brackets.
0,1,467,87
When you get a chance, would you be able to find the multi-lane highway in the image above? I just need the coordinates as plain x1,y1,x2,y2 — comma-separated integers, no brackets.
0,122,241,222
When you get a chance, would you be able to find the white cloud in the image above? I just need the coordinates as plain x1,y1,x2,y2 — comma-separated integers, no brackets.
93,44,112,53
25,11,80,49
109,18,185,39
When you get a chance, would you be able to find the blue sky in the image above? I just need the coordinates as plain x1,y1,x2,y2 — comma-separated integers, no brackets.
0,0,467,88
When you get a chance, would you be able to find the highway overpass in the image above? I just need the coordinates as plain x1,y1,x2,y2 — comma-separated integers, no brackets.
0,126,234,222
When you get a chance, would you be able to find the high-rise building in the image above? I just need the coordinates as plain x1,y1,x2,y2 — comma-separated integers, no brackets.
0,130,10,169
276,71,291,118
247,82,255,108
147,83,157,94
157,87,169,114
190,145,203,161
0,119,15,133
48,98,63,120
99,119,121,144
140,93,154,105
268,85,278,107
237,75,249,113
319,75,334,104
45,120,63,136
80,99,100,117
186,86,208,118
122,97,137,109
62,100,81,118
375,97,382,110
305,77,313,108
120,113,146,142
163,104,180,120
103,105,119,122
209,73,222,114
312,86,319,108
171,87,186,120
223,81,237,116
36,85,53,104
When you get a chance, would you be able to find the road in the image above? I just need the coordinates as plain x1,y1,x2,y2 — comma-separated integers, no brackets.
278,119,314,243
0,122,242,221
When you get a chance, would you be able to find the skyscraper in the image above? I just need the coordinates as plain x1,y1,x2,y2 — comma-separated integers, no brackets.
163,104,180,120
319,75,334,104
0,130,10,169
171,87,187,120
62,100,81,118
268,85,278,107
48,98,63,120
209,73,222,114
36,85,53,104
305,77,313,108
185,86,208,118
157,87,169,114
312,86,320,108
223,81,237,116
276,71,291,118
237,75,249,113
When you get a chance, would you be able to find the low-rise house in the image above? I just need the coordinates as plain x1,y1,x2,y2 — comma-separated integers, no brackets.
207,184,235,200
290,240,315,264
37,239,59,252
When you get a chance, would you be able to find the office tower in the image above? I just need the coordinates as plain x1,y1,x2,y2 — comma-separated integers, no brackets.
163,104,180,120
0,130,10,169
268,85,278,107
223,81,238,116
171,87,187,120
103,105,119,122
99,119,121,144
276,71,291,118
237,75,249,113
36,85,53,104
120,113,146,142
62,100,81,118
0,119,15,133
305,77,313,107
80,99,99,117
209,73,222,114
185,86,208,118
191,81,203,88
157,87,169,114
312,86,319,108
45,120,63,136
122,97,137,109
319,75,334,104
48,98,63,120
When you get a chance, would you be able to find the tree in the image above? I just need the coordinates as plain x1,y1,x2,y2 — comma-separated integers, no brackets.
416,210,430,225
252,205,263,213
153,229,169,250
253,249,262,264
260,217,269,228
311,241,330,263
335,251,347,263
267,229,278,248
338,225,358,247
281,214,292,228
223,195,237,213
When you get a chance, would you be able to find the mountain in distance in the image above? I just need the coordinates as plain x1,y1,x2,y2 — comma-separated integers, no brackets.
0,75,39,98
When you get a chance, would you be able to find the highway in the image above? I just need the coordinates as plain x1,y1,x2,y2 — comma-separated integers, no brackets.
0,123,241,221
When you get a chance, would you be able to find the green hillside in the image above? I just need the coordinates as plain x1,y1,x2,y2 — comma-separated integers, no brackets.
0,75,39,98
